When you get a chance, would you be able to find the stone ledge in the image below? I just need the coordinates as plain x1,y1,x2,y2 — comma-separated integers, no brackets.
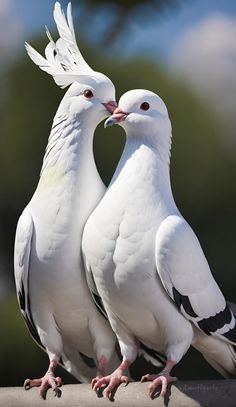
0,381,235,407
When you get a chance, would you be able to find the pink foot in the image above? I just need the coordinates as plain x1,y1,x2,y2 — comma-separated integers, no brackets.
92,372,129,398
24,373,62,399
141,373,177,398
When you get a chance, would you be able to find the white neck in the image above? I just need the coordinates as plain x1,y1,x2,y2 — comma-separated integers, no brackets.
112,128,171,179
109,130,177,215
31,112,105,227
39,114,96,180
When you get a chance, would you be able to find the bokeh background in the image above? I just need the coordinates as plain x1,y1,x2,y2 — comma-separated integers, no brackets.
1,0,236,387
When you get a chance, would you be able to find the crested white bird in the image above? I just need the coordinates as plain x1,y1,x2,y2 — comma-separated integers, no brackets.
82,89,236,398
14,2,118,398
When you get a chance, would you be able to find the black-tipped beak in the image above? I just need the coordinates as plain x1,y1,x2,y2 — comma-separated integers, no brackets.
104,108,128,128
103,101,117,114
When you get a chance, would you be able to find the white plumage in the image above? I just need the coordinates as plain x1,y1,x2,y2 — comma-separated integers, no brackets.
25,3,94,88
14,2,118,398
82,89,236,398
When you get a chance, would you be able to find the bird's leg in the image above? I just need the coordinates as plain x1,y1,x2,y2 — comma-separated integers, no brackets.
91,355,107,385
24,357,62,399
141,359,177,398
92,358,130,398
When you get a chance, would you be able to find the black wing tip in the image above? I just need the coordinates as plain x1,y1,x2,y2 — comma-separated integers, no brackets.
92,292,108,320
172,287,198,318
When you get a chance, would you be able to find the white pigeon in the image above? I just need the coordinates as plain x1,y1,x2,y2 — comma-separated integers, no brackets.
14,2,119,398
82,89,236,398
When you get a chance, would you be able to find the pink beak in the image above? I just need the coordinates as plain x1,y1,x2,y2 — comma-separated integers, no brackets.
105,107,129,127
103,101,117,114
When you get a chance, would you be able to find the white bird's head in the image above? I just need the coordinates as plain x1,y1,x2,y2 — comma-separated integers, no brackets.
25,2,117,127
105,89,171,145
57,72,116,127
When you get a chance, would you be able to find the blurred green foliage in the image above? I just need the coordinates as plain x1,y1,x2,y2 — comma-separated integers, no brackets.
1,31,236,387
0,296,77,386
0,296,45,386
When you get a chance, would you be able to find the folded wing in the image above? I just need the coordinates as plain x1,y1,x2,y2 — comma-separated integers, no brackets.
155,215,236,345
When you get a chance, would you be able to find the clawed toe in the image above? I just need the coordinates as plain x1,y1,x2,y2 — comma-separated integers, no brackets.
24,379,31,390
103,375,129,398
92,376,108,393
23,374,62,399
141,373,156,383
24,378,41,390
91,374,130,398
91,377,99,389
52,385,62,398
141,373,177,398
121,376,129,387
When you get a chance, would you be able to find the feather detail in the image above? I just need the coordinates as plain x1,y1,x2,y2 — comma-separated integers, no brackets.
25,2,95,88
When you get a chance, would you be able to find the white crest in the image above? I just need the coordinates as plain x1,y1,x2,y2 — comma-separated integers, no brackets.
25,2,96,88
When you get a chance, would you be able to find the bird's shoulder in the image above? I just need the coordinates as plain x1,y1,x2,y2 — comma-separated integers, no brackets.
155,214,218,295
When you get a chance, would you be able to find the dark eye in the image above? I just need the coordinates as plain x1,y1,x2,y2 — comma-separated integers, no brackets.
84,89,94,98
140,102,150,111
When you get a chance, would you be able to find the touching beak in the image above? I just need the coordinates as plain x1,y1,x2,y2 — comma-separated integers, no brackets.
103,101,117,114
104,107,129,128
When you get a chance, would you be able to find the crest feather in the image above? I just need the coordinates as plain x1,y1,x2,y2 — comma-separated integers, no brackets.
25,2,95,89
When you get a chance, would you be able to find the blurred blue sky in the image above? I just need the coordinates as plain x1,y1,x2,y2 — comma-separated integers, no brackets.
126,0,236,59
8,0,236,61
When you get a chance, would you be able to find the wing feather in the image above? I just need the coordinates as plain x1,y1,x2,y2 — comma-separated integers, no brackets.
155,215,236,345
14,208,44,348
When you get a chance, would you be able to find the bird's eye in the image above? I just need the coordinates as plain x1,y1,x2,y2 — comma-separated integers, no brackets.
84,89,94,98
140,102,150,111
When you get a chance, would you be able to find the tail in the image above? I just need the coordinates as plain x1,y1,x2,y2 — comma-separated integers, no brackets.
60,345,97,383
193,325,236,378
25,2,95,89
138,341,166,369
